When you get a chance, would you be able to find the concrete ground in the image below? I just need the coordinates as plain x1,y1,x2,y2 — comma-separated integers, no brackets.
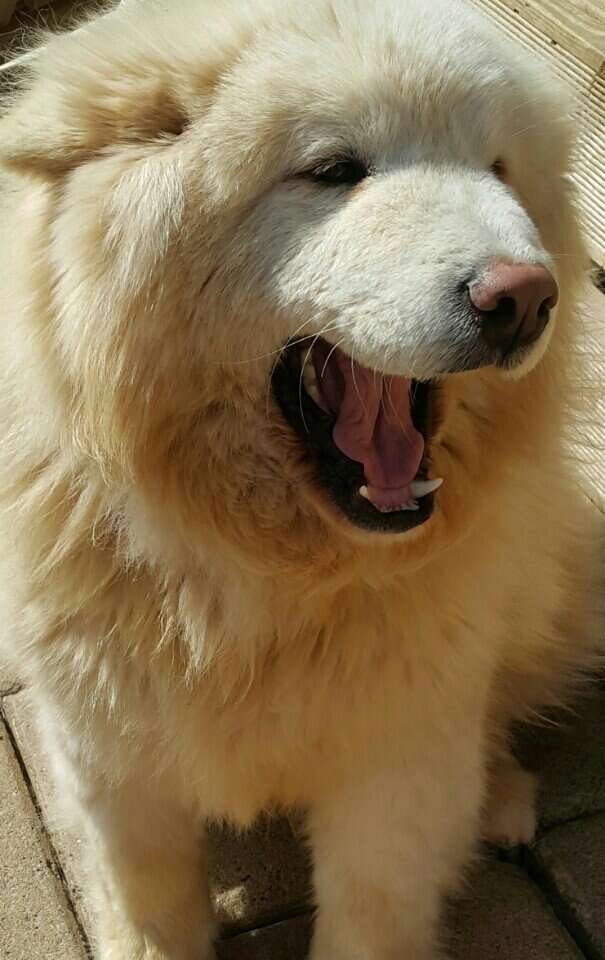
1,6,605,958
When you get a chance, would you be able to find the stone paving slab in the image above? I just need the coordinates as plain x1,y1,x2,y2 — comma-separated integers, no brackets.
529,813,605,960
214,859,586,960
209,815,310,934
447,861,584,960
216,913,313,960
0,717,86,960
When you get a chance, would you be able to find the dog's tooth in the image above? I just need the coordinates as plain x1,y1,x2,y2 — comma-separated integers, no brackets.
302,363,316,385
359,487,419,513
409,478,443,498
306,380,321,404
302,362,321,404
378,501,419,514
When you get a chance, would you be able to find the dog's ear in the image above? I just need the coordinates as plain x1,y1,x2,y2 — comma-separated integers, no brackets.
1,75,189,179
0,87,98,177
0,17,198,178
0,82,188,178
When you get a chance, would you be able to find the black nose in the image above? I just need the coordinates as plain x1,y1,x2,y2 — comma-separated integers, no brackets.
468,260,559,356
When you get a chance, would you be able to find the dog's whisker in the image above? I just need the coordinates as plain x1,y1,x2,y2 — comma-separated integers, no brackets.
372,361,381,398
219,318,318,367
298,342,315,434
349,347,368,418
293,320,353,429
267,321,343,385
263,320,350,419
379,364,408,434
383,376,397,422
508,116,574,139
320,337,347,380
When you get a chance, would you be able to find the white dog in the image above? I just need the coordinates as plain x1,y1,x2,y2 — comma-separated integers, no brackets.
0,1,601,958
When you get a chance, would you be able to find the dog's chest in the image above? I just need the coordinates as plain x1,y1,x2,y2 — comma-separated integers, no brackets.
182,586,500,820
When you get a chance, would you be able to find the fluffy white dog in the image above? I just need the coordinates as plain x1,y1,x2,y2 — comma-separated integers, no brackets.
0,1,601,958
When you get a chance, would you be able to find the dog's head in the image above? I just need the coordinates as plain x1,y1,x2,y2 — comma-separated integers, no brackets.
0,0,585,574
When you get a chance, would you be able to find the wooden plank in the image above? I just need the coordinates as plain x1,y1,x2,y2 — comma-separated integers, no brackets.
495,0,605,74
469,0,605,267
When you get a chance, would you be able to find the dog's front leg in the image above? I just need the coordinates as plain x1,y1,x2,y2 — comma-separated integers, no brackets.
308,739,483,960
86,780,213,960
33,673,214,960
73,768,214,960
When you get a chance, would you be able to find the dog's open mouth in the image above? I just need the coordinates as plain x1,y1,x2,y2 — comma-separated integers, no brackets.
272,338,442,533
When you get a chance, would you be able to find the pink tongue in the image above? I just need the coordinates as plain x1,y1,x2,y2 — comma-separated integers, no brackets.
312,342,424,507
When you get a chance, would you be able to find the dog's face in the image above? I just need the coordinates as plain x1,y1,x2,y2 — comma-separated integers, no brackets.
1,0,583,568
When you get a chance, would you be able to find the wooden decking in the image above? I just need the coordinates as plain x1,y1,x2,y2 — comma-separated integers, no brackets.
470,0,605,268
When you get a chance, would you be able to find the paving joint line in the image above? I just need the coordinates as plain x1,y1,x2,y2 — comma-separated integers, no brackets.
537,809,605,837
218,901,314,941
524,845,598,960
502,840,591,960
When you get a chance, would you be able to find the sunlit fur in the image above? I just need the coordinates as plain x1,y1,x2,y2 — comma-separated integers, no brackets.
0,1,602,958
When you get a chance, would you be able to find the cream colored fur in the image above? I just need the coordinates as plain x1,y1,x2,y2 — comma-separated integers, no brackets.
0,1,602,958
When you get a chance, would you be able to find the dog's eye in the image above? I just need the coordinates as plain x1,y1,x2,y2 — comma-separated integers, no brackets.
304,158,369,186
491,158,507,181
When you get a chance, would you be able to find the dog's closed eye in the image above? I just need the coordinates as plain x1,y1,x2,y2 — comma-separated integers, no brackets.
302,157,369,186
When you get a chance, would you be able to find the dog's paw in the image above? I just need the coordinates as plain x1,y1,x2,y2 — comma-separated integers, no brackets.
100,943,213,960
98,926,214,960
482,757,538,848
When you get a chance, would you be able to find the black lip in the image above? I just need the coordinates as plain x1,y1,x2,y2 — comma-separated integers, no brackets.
271,340,435,534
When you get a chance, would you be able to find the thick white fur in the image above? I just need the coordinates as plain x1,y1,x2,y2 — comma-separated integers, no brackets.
0,1,602,958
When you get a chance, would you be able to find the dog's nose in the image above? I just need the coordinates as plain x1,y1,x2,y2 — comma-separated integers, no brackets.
468,261,558,356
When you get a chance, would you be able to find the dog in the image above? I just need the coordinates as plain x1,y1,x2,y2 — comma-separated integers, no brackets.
0,1,602,957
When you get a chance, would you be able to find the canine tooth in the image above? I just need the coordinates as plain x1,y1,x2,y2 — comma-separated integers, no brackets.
306,380,322,404
410,478,443,498
302,362,321,404
302,363,317,386
359,485,369,500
